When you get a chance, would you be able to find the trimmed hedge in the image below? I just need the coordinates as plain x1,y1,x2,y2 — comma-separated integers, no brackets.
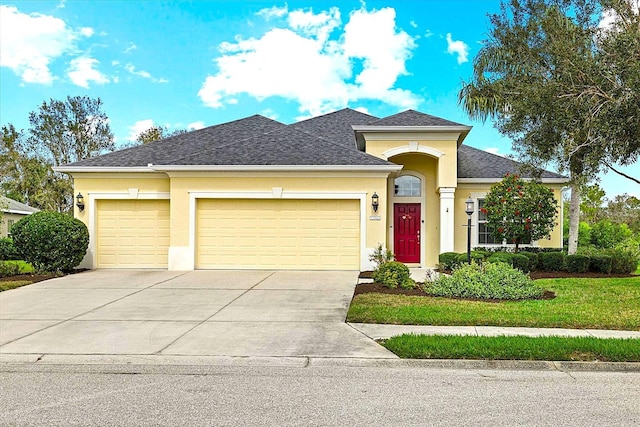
10,212,89,273
540,252,566,272
519,251,539,272
606,248,639,275
0,261,21,278
566,254,590,273
589,255,613,274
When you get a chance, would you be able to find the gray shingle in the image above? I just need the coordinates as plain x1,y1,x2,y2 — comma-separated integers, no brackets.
1,196,39,213
169,126,392,166
291,108,379,150
457,145,566,179
65,115,286,167
370,110,466,127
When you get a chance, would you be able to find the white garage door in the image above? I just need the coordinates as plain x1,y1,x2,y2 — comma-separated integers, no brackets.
96,200,170,268
196,199,360,270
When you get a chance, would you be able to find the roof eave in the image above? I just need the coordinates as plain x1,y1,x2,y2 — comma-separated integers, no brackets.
54,166,156,173
150,164,403,172
457,177,569,184
352,125,473,148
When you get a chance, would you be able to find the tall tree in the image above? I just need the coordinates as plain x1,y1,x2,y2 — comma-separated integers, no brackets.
135,124,187,145
24,96,115,212
459,0,640,254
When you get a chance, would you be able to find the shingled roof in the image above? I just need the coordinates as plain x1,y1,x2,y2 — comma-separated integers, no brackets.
67,115,286,168
1,196,39,214
291,108,378,150
369,110,466,127
58,108,565,180
457,145,565,179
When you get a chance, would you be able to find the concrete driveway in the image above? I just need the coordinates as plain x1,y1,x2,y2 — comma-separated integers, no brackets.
0,270,395,361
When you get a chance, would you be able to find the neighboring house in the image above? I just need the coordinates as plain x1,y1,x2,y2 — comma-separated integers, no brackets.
0,196,39,238
55,109,568,271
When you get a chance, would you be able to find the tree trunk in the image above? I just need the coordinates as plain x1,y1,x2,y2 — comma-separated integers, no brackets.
567,183,581,255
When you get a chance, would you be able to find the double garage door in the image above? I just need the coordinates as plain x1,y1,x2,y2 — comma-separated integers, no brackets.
96,199,360,270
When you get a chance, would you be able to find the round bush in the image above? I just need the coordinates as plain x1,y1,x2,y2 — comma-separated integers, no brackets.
373,261,415,289
606,248,639,274
438,252,460,271
589,255,612,274
0,237,20,260
540,252,566,272
486,252,514,266
423,262,543,300
11,212,89,272
566,254,590,273
519,251,539,271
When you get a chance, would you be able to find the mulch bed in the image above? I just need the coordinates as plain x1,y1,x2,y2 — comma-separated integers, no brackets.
1,269,88,285
353,281,556,301
356,269,635,300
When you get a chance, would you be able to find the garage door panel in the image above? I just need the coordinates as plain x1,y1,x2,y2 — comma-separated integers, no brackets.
96,200,169,268
196,199,359,270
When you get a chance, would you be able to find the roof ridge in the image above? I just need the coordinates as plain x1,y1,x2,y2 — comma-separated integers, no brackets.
292,108,379,124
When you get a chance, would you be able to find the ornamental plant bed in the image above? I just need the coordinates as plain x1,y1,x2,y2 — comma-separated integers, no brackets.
353,281,556,301
0,269,89,290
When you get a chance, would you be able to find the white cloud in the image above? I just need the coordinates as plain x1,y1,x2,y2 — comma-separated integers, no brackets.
124,63,168,83
354,106,370,115
260,109,279,120
127,119,154,141
67,57,109,88
199,6,420,117
424,29,434,38
446,32,469,64
599,0,639,30
0,5,82,84
187,121,205,130
80,27,94,37
257,5,288,19
410,20,418,28
124,43,137,53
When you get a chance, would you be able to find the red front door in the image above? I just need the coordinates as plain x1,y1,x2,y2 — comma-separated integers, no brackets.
394,203,421,263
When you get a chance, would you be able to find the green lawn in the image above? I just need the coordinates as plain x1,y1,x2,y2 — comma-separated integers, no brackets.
0,280,33,292
382,335,640,361
348,276,640,330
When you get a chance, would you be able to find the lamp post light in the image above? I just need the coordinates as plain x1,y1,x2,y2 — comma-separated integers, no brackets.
465,197,474,264
76,193,85,212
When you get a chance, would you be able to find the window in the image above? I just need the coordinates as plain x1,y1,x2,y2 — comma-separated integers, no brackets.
394,175,421,197
477,199,497,244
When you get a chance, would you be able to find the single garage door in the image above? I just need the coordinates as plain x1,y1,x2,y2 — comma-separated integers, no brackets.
196,199,360,270
96,200,170,268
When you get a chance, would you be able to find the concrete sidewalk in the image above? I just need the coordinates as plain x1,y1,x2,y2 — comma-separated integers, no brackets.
350,323,640,340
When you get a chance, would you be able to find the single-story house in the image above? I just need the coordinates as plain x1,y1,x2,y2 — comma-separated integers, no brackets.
1,196,39,238
56,109,567,271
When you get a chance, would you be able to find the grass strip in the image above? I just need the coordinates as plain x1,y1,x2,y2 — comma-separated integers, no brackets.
382,334,640,362
0,280,33,292
348,276,640,330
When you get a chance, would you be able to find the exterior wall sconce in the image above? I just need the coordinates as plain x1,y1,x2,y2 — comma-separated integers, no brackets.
465,196,474,264
372,192,379,212
76,192,85,212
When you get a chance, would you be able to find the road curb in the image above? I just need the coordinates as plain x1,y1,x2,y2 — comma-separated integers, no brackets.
1,354,639,373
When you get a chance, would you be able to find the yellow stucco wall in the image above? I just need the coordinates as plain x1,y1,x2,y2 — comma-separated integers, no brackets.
455,183,565,252
363,134,459,188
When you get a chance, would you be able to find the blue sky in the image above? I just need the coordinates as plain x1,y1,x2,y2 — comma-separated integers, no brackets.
1,0,637,198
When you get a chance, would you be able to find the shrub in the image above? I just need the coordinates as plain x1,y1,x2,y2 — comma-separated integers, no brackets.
10,212,89,273
369,243,394,270
566,254,590,273
439,252,461,271
373,261,415,289
511,253,531,272
0,238,20,260
589,255,612,274
455,252,486,265
540,252,566,271
519,251,539,271
486,252,515,266
423,262,544,300
0,261,21,278
606,248,639,275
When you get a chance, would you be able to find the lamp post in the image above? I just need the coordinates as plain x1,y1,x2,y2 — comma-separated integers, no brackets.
465,197,474,264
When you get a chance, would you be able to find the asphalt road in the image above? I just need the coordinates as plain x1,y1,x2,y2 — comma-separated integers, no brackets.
1,364,639,426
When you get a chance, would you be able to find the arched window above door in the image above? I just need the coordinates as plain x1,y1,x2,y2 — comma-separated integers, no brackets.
394,175,421,197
